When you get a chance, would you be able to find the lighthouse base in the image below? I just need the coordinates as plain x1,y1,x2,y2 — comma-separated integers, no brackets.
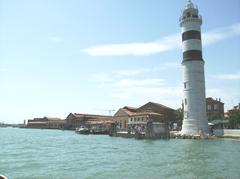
181,118,209,136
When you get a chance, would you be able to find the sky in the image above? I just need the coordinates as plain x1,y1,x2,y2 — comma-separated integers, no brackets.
0,0,240,124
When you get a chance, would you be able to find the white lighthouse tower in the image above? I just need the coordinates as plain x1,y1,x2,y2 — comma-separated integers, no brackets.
179,0,209,135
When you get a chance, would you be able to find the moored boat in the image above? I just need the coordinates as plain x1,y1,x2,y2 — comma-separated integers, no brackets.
75,126,90,134
0,174,8,179
90,129,109,135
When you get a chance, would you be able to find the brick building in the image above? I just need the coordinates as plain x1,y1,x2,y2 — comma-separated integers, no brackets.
113,102,176,129
128,112,164,126
206,97,224,121
65,113,113,130
113,106,137,129
137,102,176,122
27,117,65,129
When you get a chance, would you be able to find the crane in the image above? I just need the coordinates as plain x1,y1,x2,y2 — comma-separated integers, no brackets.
93,108,115,116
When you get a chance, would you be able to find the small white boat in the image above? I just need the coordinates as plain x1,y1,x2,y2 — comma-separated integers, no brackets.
0,175,8,179
75,126,90,134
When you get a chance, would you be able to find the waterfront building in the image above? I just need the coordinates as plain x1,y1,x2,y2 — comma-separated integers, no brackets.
85,118,114,134
114,102,176,130
65,113,113,130
27,120,48,128
128,113,150,126
206,97,224,121
180,0,209,135
47,119,66,129
113,106,137,129
128,112,169,138
0,122,7,128
27,117,65,129
137,102,176,123
128,112,164,127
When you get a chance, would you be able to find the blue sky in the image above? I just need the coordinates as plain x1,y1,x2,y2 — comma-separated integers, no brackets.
1,0,240,123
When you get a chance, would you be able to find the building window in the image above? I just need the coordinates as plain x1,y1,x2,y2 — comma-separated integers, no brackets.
185,98,187,105
207,105,211,110
214,104,218,110
220,104,224,110
184,82,187,89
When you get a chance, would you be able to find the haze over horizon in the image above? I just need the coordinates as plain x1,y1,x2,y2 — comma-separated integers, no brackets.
1,0,240,124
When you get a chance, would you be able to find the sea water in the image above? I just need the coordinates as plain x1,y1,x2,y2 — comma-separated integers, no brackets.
0,128,240,179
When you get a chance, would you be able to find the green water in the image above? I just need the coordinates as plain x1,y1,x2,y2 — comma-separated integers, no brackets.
0,128,240,179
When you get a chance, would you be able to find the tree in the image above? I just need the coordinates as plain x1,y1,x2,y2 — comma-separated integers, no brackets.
228,108,240,129
174,108,183,130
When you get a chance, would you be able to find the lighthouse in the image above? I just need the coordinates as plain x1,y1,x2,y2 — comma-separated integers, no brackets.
179,0,209,135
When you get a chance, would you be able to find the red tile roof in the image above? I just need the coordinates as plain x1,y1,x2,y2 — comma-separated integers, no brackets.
206,97,224,104
121,108,137,116
72,113,111,118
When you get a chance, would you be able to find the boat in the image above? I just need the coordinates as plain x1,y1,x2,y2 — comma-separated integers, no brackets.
0,174,8,179
90,129,109,135
90,126,109,135
75,126,90,134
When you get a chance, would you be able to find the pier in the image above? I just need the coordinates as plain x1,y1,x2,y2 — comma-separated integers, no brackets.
109,120,170,140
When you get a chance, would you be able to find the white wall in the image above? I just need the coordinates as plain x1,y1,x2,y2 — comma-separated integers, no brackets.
213,129,240,137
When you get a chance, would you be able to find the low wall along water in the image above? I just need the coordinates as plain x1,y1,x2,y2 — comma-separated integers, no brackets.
213,129,240,137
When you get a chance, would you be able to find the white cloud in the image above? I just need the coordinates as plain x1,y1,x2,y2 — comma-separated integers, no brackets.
89,62,181,100
124,86,182,96
90,68,182,108
115,69,147,77
82,23,240,56
89,61,180,85
202,33,225,46
114,78,165,87
202,23,240,46
111,92,131,99
0,67,12,73
111,85,183,109
89,64,182,107
89,73,115,83
49,37,63,42
0,68,8,72
159,62,180,69
115,63,180,78
212,72,240,80
81,34,181,56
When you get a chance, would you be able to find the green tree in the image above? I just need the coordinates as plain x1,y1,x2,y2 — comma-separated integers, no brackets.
174,108,183,130
208,113,223,121
228,108,240,129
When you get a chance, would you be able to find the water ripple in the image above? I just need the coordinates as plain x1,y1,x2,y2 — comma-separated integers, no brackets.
0,128,240,179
